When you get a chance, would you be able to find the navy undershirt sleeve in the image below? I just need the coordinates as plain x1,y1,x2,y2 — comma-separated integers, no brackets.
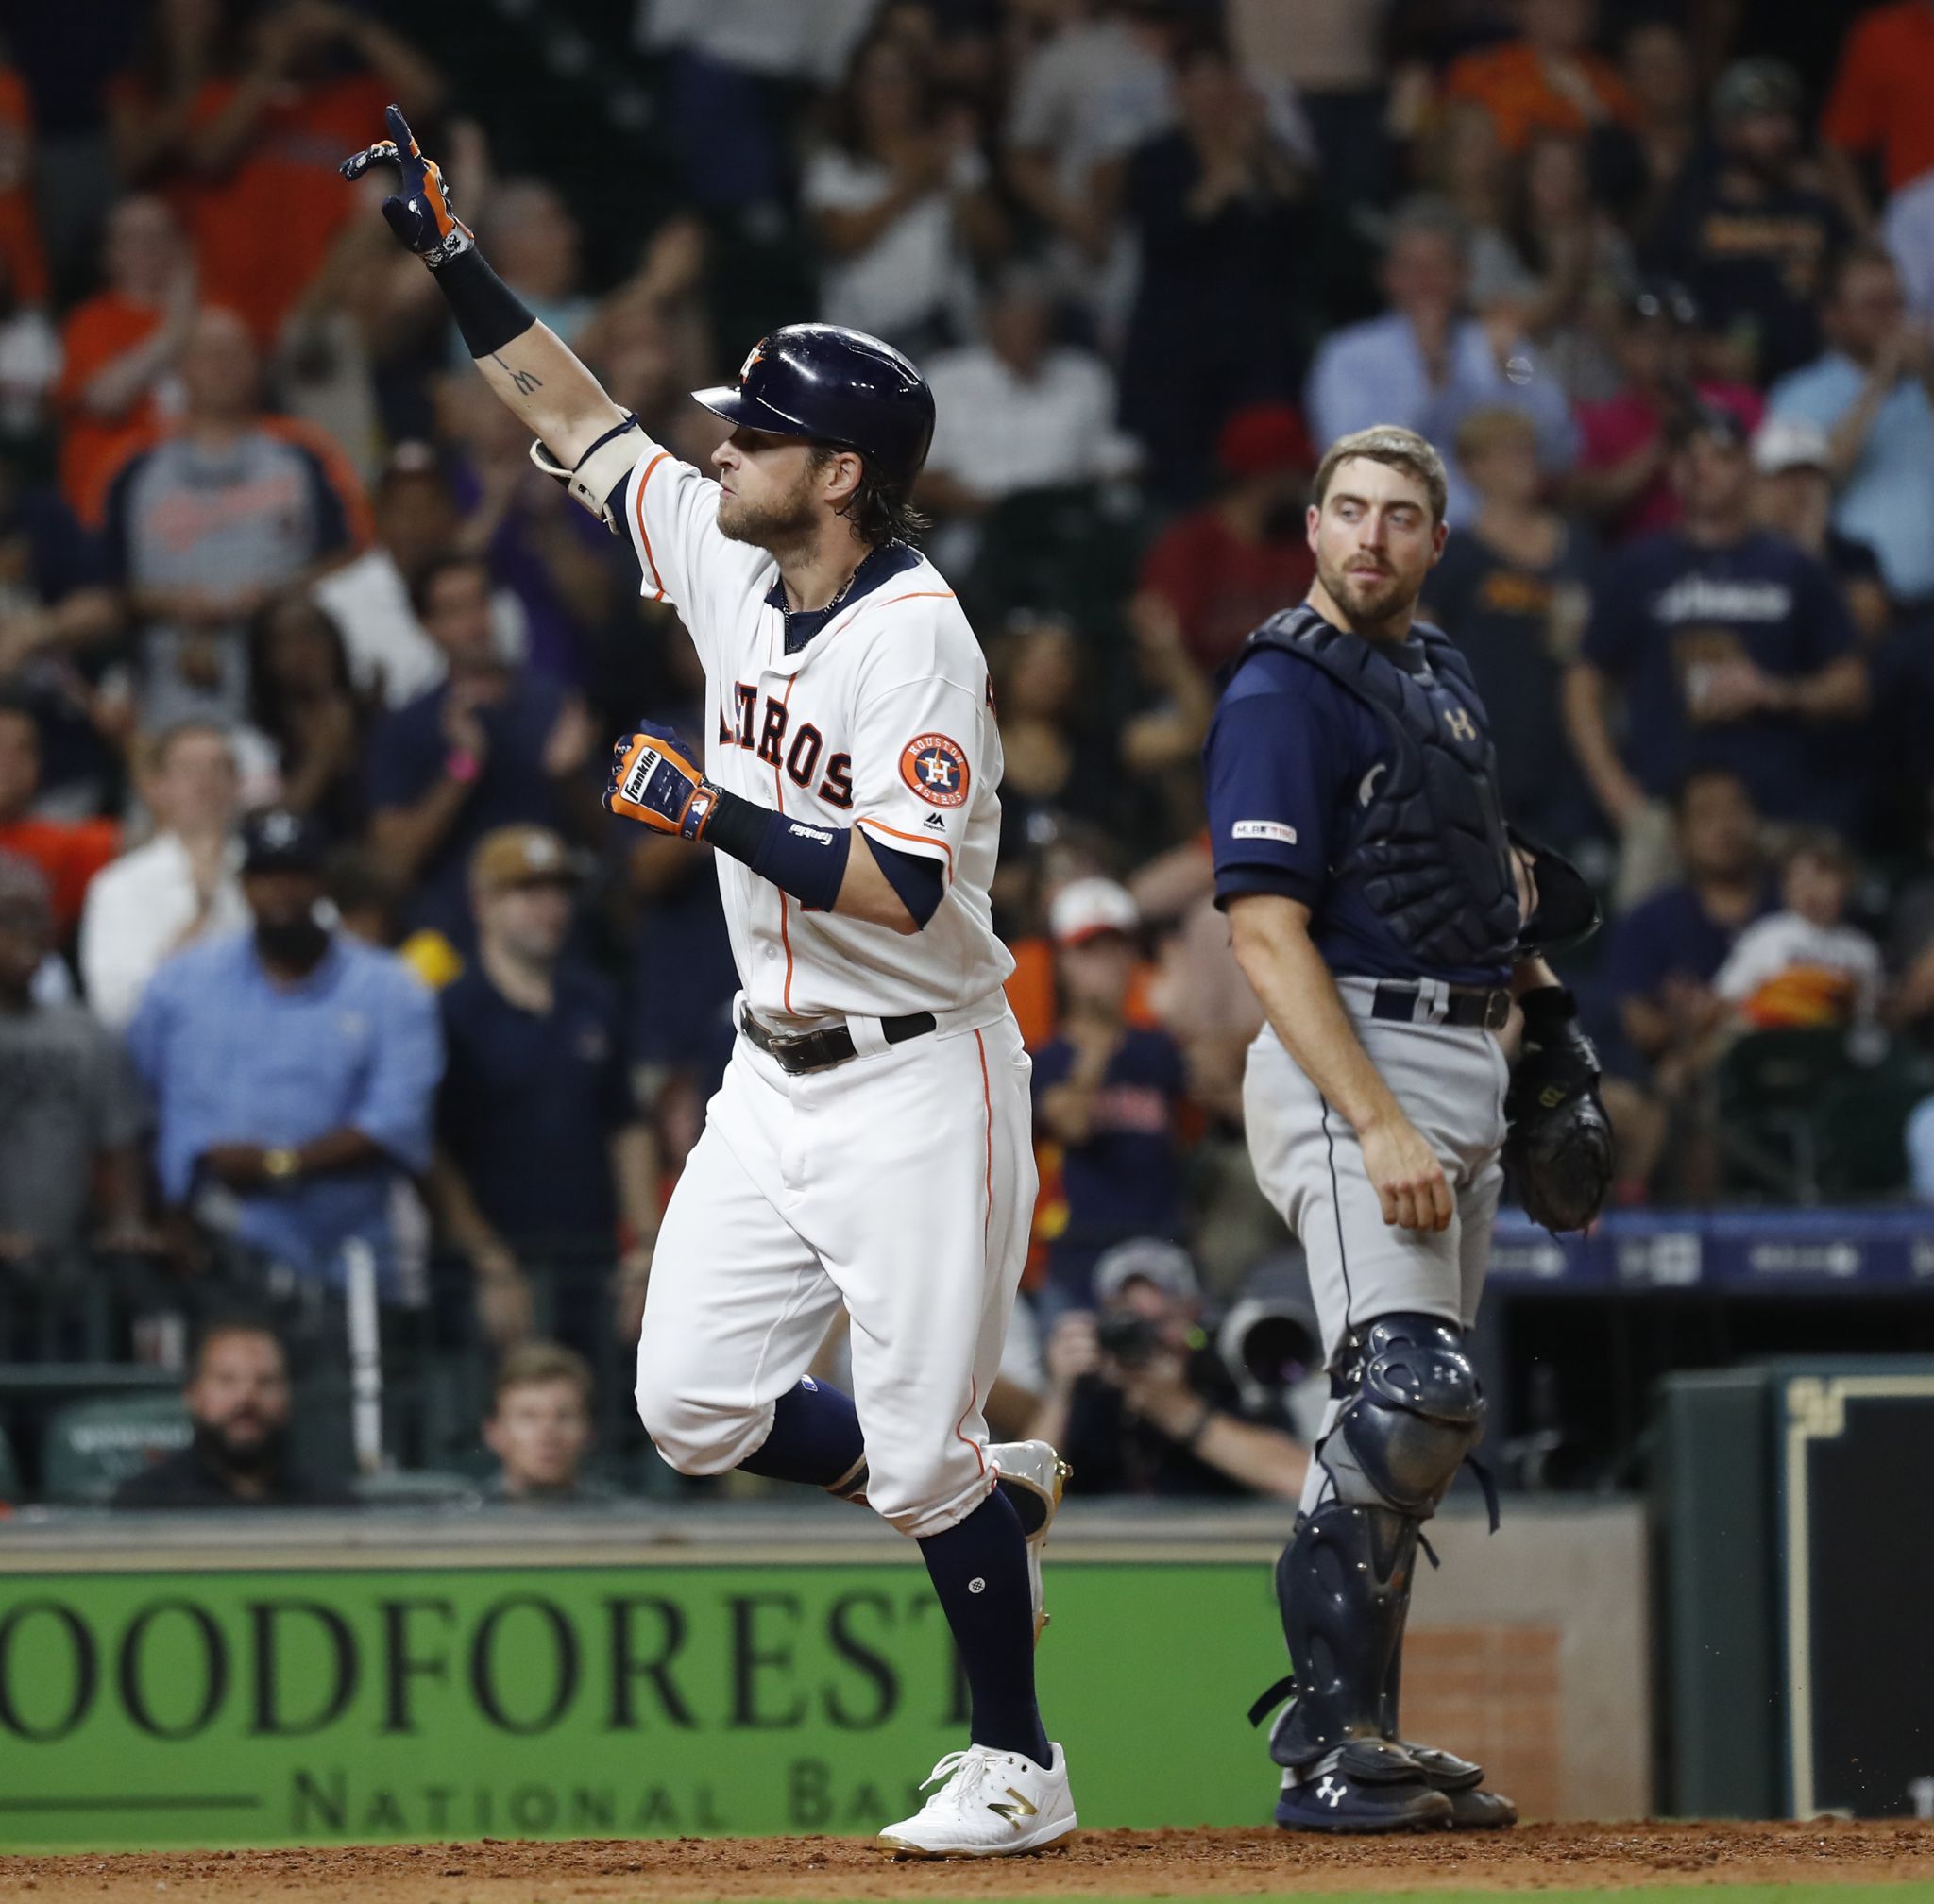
865,838,945,928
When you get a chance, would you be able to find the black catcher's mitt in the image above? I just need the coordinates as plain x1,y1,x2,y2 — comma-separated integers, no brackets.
1504,987,1615,1233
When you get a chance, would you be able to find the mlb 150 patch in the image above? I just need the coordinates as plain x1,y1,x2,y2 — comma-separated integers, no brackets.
901,734,971,808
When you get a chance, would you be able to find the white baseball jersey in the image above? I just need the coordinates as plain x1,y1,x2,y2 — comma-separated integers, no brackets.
614,428,1036,1541
619,436,1012,1024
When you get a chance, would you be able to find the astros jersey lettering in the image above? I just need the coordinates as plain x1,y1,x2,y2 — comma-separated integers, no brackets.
620,443,1012,1024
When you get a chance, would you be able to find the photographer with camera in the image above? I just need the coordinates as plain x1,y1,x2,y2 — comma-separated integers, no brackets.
1027,1239,1309,1501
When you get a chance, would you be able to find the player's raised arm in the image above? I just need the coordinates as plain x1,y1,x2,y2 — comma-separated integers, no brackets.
341,108,636,513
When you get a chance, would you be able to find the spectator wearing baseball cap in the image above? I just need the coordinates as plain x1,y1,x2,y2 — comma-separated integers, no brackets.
1026,1236,1307,1502
1648,59,1846,384
1570,281,1764,546
1752,418,1892,646
433,826,659,1357
126,808,443,1300
1030,878,1190,1323
1133,403,1316,674
1566,406,1871,902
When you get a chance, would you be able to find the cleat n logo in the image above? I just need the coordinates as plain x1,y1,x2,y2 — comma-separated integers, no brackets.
988,1789,1039,1826
1316,1776,1346,1808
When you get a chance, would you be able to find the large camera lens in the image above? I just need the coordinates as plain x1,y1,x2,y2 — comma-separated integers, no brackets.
1095,1310,1161,1368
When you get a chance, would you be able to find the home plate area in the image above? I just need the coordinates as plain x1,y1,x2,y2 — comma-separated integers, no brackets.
5,1820,1934,1904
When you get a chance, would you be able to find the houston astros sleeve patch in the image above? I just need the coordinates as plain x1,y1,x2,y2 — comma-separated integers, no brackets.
901,734,972,808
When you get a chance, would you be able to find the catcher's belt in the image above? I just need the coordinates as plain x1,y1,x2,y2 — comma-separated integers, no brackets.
1366,980,1512,1031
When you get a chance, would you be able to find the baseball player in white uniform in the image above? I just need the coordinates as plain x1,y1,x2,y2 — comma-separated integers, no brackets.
344,110,1077,1858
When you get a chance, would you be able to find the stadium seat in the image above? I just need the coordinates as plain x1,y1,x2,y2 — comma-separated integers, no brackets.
42,1393,193,1505
352,1469,481,1506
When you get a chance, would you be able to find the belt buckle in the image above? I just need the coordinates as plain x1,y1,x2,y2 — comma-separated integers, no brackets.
1484,989,1511,1032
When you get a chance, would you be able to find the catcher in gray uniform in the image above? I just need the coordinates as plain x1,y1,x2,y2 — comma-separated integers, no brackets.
1201,425,1611,1832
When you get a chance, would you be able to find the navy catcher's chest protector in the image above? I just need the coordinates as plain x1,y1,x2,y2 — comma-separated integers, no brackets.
1243,604,1520,970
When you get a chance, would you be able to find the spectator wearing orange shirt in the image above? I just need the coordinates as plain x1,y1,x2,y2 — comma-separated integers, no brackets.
0,699,118,944
173,0,444,348
1821,0,1934,228
56,196,196,525
1441,0,1634,156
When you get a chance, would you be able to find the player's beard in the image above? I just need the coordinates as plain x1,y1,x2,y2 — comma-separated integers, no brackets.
1314,548,1423,638
718,468,820,552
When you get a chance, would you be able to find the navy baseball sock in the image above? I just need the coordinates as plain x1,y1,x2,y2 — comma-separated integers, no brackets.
738,1378,868,1497
919,1488,1051,1767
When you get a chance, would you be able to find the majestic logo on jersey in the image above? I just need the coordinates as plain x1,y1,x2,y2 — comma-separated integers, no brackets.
902,734,971,808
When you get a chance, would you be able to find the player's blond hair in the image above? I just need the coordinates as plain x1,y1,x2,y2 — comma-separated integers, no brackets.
1312,426,1450,526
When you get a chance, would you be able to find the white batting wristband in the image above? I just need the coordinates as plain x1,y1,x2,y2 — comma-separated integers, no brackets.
529,415,645,534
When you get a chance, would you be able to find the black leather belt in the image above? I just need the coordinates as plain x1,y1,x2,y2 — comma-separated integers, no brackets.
739,1005,937,1076
1368,981,1512,1031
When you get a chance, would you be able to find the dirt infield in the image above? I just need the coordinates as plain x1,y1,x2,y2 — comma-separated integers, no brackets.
4,1821,1933,1902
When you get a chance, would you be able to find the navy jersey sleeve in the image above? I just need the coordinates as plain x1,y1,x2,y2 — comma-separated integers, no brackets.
1205,654,1345,911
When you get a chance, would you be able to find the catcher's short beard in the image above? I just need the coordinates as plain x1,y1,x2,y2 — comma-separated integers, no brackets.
1314,550,1423,636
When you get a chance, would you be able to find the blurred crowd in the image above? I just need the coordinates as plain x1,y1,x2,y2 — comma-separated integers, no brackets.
8,0,1934,1505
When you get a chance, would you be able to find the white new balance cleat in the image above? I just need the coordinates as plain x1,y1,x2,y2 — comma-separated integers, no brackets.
989,1438,1070,1644
877,1742,1077,1858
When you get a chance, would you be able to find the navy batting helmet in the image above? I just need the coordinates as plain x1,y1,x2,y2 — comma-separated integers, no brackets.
691,324,935,493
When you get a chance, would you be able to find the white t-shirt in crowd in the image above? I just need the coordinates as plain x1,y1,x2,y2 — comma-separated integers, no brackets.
801,144,988,343
313,548,527,710
78,831,249,1030
1714,910,1884,1028
924,345,1141,501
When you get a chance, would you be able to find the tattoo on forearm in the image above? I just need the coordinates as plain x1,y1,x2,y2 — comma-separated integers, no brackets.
493,353,542,395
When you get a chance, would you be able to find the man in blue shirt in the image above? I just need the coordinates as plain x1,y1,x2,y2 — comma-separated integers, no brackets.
1562,405,1869,851
1304,198,1577,527
433,825,660,1353
1208,424,1598,1833
127,808,442,1299
1767,244,1934,608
